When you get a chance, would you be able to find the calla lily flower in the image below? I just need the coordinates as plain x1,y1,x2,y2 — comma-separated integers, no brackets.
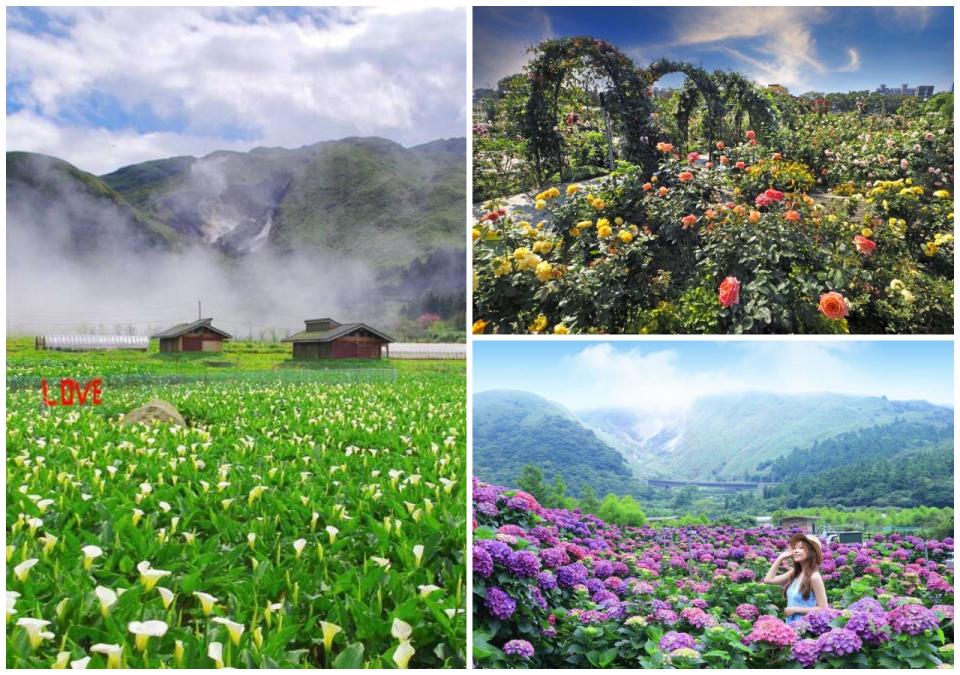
53,651,71,668
393,640,415,669
90,644,122,669
128,620,168,652
7,590,20,622
194,591,218,616
319,620,341,652
213,617,245,646
17,617,55,649
81,545,103,570
157,586,175,610
412,545,425,567
137,561,172,591
418,584,441,598
208,641,224,668
293,538,307,558
14,558,38,582
391,618,412,641
70,656,91,669
94,586,117,617
326,526,339,544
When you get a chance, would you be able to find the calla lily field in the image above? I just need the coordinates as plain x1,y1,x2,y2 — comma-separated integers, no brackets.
6,349,466,668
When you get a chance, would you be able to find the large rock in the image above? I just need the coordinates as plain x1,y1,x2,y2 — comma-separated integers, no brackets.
121,399,186,427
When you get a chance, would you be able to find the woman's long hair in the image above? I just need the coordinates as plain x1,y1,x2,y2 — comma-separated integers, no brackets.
784,539,820,600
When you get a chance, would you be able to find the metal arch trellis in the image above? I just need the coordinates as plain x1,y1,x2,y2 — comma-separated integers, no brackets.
523,39,734,184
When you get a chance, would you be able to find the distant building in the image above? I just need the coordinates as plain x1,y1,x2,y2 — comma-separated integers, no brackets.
916,85,935,100
152,318,231,353
754,516,774,528
37,335,149,352
283,318,393,360
779,515,818,533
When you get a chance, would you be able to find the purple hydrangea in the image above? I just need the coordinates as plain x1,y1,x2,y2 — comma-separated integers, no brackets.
506,550,541,578
848,597,884,615
888,604,938,635
506,496,531,511
592,559,614,579
476,502,498,516
680,607,717,629
805,607,842,635
473,545,494,578
659,630,697,652
537,570,557,590
556,563,588,588
845,610,889,643
540,547,569,569
592,589,619,605
651,608,679,626
586,578,605,595
816,628,862,657
502,639,535,659
932,605,954,621
530,586,548,610
791,638,820,668
484,587,516,621
736,603,759,621
477,540,512,565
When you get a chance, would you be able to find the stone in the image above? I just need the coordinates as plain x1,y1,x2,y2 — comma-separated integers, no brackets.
121,399,186,427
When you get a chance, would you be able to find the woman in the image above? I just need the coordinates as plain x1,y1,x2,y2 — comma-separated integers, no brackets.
763,533,828,624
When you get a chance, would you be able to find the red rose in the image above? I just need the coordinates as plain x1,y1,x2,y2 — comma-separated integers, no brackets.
681,214,698,229
746,130,756,140
735,161,746,170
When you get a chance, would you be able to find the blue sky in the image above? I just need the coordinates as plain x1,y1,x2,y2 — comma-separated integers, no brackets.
7,7,466,174
473,340,955,411
474,6,954,94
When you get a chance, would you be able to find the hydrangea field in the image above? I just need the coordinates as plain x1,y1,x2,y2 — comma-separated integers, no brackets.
6,360,466,668
473,480,954,669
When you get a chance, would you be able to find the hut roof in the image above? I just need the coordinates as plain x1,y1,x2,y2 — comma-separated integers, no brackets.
282,322,394,344
779,515,818,522
151,318,232,339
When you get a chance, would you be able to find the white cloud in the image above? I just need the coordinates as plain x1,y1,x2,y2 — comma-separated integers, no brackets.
7,7,466,173
837,48,861,73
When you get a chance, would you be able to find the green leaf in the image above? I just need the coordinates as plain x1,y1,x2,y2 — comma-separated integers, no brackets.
333,643,365,669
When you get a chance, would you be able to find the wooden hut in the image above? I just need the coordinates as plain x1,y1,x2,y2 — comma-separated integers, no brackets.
152,318,232,353
283,318,393,360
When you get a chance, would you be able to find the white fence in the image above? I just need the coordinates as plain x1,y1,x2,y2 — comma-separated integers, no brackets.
385,343,465,360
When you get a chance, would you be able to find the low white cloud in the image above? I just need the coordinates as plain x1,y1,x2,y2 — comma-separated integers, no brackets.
837,47,861,73
7,6,466,173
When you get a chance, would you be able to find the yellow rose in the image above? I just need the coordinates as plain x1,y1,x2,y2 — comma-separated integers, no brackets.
597,225,613,238
861,227,873,238
577,220,594,229
566,184,580,196
472,319,488,334
618,230,634,244
492,257,512,277
535,199,547,210
596,218,610,229
535,261,554,282
552,323,570,335
528,314,548,333
472,228,481,241
614,217,624,226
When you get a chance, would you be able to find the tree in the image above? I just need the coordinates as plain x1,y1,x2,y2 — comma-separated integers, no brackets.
548,475,567,508
516,464,548,504
579,485,600,515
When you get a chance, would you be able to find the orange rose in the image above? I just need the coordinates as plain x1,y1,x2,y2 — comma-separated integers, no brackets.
681,214,698,229
735,161,746,170
772,152,782,160
719,155,729,165
718,276,740,308
749,210,761,224
658,187,669,197
704,209,717,220
785,210,801,222
678,171,694,182
818,292,849,320
642,182,653,191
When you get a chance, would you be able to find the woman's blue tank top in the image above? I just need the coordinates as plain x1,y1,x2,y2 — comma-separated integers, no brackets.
785,575,817,624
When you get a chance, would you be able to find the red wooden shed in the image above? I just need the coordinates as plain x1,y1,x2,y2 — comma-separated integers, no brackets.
152,318,232,353
283,318,394,360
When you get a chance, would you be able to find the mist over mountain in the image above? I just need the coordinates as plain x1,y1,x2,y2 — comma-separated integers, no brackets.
475,389,953,498
6,137,466,336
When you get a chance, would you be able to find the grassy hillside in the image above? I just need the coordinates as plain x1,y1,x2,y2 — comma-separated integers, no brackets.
580,392,950,481
473,390,646,498
7,151,182,252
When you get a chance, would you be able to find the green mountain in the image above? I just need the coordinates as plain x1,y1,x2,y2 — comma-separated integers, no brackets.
98,136,465,269
9,137,465,297
473,390,646,498
7,151,182,254
578,392,952,481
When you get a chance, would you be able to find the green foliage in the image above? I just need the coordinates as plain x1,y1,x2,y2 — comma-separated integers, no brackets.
472,391,646,498
597,493,647,526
